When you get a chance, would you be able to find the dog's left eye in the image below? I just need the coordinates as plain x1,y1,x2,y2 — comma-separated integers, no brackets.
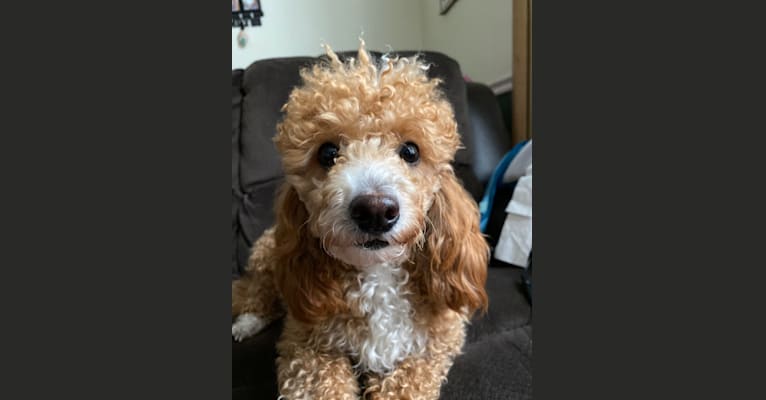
399,142,420,164
318,142,339,168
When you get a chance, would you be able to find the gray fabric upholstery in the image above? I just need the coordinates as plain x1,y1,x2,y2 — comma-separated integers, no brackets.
465,81,513,184
231,51,531,400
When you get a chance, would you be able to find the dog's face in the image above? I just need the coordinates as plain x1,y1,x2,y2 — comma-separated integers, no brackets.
275,48,461,267
271,44,488,321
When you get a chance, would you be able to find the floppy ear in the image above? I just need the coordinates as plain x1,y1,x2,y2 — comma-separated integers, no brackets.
414,170,489,314
272,184,347,324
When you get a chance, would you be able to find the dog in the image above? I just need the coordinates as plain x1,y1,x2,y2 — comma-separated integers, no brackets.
232,40,489,400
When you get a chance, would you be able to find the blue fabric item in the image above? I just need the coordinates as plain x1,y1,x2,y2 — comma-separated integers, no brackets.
478,140,529,233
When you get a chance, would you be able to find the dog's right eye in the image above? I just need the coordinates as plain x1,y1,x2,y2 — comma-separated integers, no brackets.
317,142,339,168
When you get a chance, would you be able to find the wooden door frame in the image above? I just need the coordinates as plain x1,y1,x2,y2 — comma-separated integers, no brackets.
512,0,532,144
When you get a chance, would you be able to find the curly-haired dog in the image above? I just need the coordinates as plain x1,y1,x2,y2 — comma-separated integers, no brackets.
232,41,489,400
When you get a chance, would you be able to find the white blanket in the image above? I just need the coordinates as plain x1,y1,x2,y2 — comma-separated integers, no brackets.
494,141,532,268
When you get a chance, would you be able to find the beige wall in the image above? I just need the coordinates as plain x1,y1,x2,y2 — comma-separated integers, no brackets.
231,0,423,69
420,0,513,85
231,0,512,86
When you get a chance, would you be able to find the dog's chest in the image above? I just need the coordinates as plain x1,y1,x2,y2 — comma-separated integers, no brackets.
336,263,428,374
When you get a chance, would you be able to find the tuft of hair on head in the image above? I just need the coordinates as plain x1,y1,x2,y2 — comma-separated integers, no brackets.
321,42,343,69
311,38,436,91
356,37,372,67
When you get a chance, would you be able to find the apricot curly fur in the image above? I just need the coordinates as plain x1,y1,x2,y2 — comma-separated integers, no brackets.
232,39,489,400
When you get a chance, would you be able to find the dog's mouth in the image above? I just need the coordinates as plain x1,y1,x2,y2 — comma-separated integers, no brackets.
357,239,390,250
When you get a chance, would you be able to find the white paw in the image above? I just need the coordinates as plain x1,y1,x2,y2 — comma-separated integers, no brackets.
232,313,269,342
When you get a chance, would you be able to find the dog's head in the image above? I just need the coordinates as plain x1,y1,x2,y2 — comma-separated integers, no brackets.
271,42,488,322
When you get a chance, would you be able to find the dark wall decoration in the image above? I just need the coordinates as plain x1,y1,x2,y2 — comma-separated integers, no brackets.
232,0,264,28
439,0,459,15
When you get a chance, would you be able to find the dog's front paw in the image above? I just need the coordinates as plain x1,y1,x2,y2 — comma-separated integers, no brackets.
232,313,269,342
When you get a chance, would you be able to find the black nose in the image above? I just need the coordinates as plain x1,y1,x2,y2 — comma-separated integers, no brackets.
349,195,400,234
